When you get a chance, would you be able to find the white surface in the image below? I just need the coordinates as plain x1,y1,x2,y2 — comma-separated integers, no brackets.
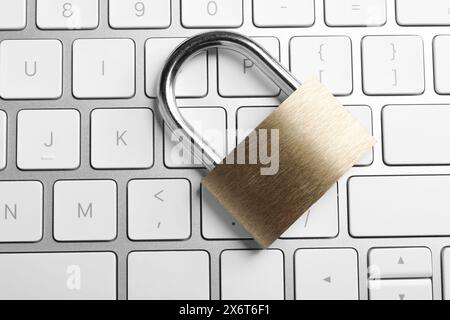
36,0,99,29
0,111,5,170
128,179,191,240
73,39,135,98
218,37,280,97
54,180,117,241
441,248,450,300
347,105,373,165
181,0,243,28
253,0,314,27
383,105,450,165
0,252,116,300
396,0,450,26
0,181,43,243
349,176,450,237
433,36,450,94
145,38,208,97
91,108,153,169
221,250,284,300
369,247,432,279
290,36,353,95
17,109,80,170
369,279,433,300
295,248,359,300
128,251,210,300
0,40,62,99
324,0,386,26
362,36,424,95
109,0,170,29
0,0,26,30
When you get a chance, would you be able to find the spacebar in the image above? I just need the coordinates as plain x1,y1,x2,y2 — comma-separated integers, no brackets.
0,252,116,300
348,175,450,237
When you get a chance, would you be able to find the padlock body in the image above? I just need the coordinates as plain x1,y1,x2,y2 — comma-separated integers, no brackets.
203,79,375,247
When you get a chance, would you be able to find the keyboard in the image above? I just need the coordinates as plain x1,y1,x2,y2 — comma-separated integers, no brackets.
1,0,450,300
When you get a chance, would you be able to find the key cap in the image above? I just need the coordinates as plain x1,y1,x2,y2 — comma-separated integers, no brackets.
369,248,432,279
290,36,353,95
181,0,243,28
221,250,284,300
369,279,432,300
383,105,450,165
236,107,276,144
0,252,116,300
362,36,424,95
91,108,153,169
0,40,62,99
36,0,99,29
54,180,117,241
0,181,43,243
281,185,338,239
441,248,450,300
109,0,171,29
128,251,209,300
164,107,227,168
347,105,373,165
145,38,208,98
128,179,191,240
295,249,359,300
253,0,314,27
0,0,26,30
434,36,450,94
324,0,386,27
0,111,6,170
396,0,450,26
73,39,135,98
218,37,280,97
17,109,80,170
348,175,450,237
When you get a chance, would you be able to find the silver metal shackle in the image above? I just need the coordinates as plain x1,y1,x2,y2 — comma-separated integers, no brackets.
156,31,301,170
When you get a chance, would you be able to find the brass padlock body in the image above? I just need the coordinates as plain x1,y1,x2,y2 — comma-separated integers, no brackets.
203,79,376,247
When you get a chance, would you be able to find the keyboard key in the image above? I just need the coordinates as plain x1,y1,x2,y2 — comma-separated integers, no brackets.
0,0,26,30
109,0,171,29
218,37,280,97
362,36,424,95
54,180,117,241
201,186,251,240
91,108,153,169
369,248,432,279
290,36,353,95
441,248,450,300
324,0,386,27
253,0,314,27
17,109,80,170
383,105,450,165
221,250,284,300
128,251,209,300
396,0,450,26
145,38,208,98
236,107,276,144
0,111,6,170
281,184,338,239
369,279,432,300
347,105,373,165
348,175,450,237
128,179,191,240
434,36,450,94
36,0,99,29
0,40,62,99
73,39,135,98
181,0,243,28
295,249,359,300
164,107,227,168
0,181,43,243
0,252,116,300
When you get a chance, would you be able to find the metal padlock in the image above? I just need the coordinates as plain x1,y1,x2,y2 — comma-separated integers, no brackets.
157,31,376,247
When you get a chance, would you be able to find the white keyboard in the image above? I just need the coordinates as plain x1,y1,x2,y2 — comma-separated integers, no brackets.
1,0,450,300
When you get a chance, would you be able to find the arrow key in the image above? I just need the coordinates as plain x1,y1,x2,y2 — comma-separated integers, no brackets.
369,279,432,300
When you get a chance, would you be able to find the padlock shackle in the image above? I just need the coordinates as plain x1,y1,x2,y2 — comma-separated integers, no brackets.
157,31,301,169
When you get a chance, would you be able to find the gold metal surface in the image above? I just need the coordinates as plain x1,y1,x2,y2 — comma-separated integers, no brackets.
203,79,376,247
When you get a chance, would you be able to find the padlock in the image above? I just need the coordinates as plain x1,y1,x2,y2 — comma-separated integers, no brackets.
157,31,376,247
